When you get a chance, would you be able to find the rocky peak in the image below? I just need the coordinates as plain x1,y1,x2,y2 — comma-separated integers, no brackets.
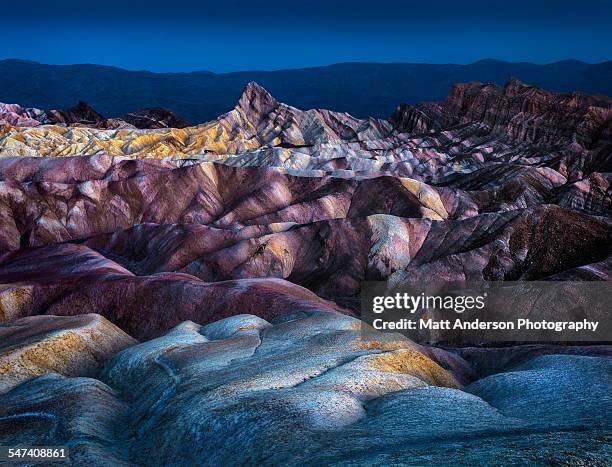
47,101,108,127
235,81,279,117
392,78,611,153
503,77,531,96
442,80,612,146
0,102,48,127
119,108,191,129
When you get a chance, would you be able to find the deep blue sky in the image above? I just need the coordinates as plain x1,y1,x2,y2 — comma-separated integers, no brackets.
3,0,611,72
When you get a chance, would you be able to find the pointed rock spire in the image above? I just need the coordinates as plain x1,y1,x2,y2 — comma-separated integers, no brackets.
504,77,530,97
236,81,278,116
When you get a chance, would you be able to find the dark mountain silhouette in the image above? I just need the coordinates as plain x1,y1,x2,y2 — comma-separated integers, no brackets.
1,58,610,124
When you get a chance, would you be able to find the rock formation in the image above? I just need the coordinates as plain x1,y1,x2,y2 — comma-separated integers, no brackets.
0,314,136,393
0,312,610,465
0,103,48,127
0,79,610,465
0,101,190,130
118,108,191,129
46,101,110,128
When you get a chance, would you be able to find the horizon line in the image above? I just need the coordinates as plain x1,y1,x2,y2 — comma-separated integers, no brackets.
1,57,611,75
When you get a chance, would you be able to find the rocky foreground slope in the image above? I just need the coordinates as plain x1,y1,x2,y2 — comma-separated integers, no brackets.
0,80,610,465
1,313,611,466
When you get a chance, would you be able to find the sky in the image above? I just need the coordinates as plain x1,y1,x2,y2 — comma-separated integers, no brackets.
2,0,611,72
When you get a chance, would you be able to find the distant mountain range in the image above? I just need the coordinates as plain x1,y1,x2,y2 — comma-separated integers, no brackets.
1,58,611,124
